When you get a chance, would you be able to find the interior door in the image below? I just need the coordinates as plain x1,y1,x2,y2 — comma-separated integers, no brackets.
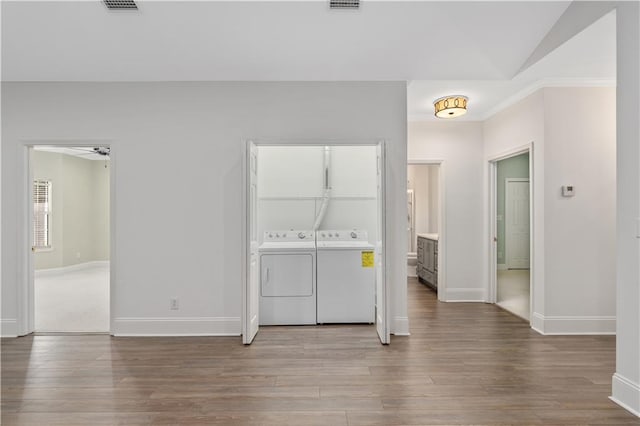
375,143,389,344
243,141,259,344
505,179,530,269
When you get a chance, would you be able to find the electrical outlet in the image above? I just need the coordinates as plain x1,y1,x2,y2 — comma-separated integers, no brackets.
76,252,81,259
170,298,179,310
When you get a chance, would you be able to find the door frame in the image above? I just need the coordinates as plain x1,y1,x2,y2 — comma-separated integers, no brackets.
487,143,533,322
242,139,388,343
505,178,530,269
19,140,115,335
406,160,445,302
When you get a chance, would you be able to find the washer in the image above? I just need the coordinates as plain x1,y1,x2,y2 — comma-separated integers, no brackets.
316,230,375,324
259,230,316,325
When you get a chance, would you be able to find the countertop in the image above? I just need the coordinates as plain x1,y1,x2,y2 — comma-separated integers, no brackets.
417,233,439,241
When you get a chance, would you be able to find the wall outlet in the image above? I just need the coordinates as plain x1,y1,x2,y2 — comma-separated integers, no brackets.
76,252,81,259
170,298,179,310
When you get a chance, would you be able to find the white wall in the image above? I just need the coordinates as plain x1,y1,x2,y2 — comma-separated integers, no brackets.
543,87,616,321
257,145,378,244
484,87,616,334
612,1,640,414
484,90,545,323
32,150,110,270
1,82,408,337
408,122,485,301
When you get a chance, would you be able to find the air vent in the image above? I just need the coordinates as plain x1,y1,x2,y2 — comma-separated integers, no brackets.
330,0,359,9
103,0,137,10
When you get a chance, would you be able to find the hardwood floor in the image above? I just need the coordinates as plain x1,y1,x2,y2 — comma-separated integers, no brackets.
2,277,638,425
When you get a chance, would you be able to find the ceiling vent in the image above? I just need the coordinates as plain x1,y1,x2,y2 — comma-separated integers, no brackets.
330,0,359,9
103,0,138,10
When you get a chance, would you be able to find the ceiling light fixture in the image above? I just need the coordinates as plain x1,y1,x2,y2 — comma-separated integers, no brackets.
434,95,468,118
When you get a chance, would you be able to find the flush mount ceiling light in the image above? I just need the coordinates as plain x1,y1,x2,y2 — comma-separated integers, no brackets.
433,95,468,119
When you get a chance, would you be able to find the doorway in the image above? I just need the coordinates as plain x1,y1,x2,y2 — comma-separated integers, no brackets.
29,145,111,333
243,141,388,345
492,151,531,320
407,161,444,299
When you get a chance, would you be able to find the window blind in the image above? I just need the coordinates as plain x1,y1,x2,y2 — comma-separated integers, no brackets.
33,180,51,249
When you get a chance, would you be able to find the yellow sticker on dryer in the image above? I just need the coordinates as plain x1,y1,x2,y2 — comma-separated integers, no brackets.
361,251,374,268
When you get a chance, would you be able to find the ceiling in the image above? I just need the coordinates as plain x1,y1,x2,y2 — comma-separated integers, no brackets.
34,146,111,161
1,1,616,121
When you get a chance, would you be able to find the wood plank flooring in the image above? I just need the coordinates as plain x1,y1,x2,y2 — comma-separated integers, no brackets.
2,278,638,425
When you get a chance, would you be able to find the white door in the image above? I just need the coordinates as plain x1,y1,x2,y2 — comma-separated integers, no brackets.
243,142,259,344
375,143,389,344
505,179,530,269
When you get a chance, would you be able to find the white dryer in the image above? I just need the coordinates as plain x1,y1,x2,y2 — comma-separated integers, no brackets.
259,230,316,325
316,230,375,324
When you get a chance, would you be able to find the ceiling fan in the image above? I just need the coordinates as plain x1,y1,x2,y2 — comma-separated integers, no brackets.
68,147,110,158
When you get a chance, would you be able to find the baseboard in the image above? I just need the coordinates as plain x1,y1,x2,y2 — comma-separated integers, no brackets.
531,312,615,335
112,316,241,336
1,319,18,337
611,373,640,417
444,288,486,302
392,316,410,336
497,264,508,271
35,260,109,277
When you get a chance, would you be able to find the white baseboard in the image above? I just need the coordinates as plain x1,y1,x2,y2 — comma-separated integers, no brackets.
532,312,615,335
611,373,640,417
1,319,18,337
392,316,410,336
497,264,508,271
35,260,109,277
112,316,241,336
444,288,486,302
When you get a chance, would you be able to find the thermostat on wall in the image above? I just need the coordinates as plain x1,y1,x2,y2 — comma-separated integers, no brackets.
562,185,575,197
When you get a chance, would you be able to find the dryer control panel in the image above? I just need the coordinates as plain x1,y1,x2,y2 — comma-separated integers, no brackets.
263,230,315,242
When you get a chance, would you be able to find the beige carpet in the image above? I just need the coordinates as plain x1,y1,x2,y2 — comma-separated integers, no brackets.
35,262,109,332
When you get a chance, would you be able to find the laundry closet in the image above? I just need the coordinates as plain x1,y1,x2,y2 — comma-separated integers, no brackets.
253,145,380,327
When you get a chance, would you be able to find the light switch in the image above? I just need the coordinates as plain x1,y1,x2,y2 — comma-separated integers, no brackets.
562,185,575,197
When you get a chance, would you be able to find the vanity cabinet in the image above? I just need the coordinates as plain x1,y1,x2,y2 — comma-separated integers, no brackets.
416,235,438,291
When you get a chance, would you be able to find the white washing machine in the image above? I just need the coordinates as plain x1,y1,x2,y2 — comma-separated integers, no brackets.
259,230,316,325
316,230,375,324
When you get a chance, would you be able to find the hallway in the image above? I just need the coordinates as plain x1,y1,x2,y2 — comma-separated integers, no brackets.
1,279,636,425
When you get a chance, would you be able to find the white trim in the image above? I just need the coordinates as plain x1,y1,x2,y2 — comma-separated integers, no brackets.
444,288,486,302
611,373,640,417
393,316,410,336
112,317,241,336
408,79,616,123
481,78,616,121
532,313,616,335
34,260,109,277
1,319,19,337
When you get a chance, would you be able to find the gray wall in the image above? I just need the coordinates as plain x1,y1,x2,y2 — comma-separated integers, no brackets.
32,150,110,270
496,153,529,265
2,81,408,336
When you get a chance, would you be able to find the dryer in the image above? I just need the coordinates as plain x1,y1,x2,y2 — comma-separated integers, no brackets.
259,230,316,325
316,230,375,324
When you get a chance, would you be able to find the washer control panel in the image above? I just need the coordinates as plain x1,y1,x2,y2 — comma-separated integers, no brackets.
317,230,368,242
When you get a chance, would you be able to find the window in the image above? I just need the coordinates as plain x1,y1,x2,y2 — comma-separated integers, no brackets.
33,180,52,250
